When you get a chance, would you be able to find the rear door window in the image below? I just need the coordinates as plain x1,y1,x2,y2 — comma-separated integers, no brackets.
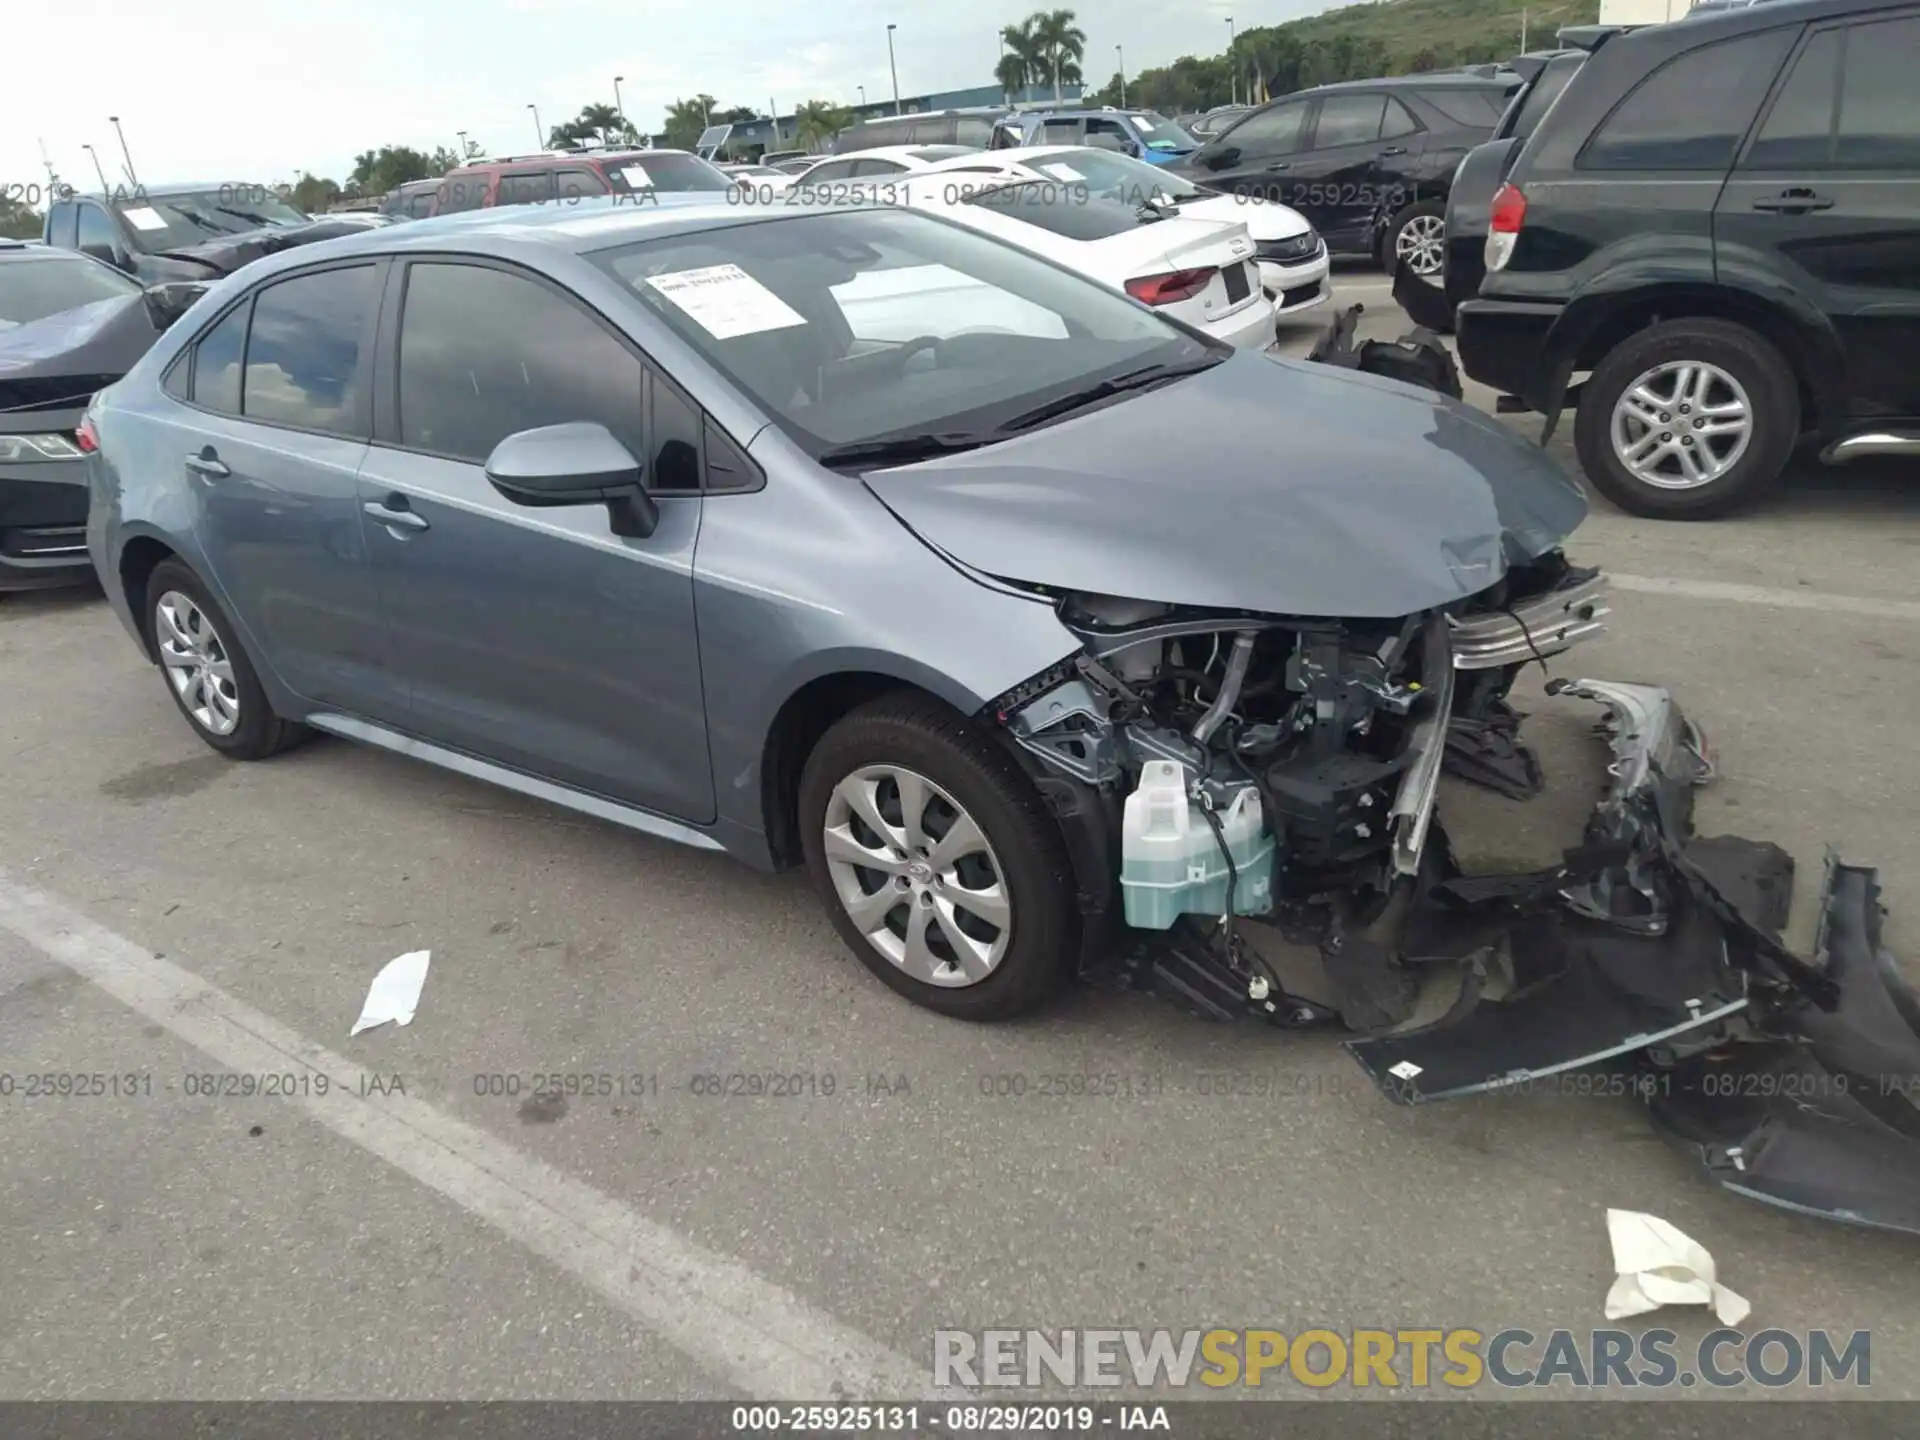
1381,97,1422,139
76,204,122,258
802,159,858,183
496,170,555,205
1746,28,1842,167
190,301,250,415
1041,117,1084,144
1312,94,1388,148
240,265,378,436
1835,15,1920,168
1420,88,1503,127
1579,28,1795,170
954,116,997,147
1220,99,1308,154
436,174,490,213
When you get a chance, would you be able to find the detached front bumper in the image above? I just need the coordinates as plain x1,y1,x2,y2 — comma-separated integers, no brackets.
1344,676,1920,1237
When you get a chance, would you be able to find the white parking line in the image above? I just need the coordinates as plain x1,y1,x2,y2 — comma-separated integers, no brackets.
1611,573,1920,623
0,873,941,1402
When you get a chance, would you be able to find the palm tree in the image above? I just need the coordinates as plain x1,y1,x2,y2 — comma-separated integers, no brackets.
998,18,1044,99
793,100,852,153
575,102,623,144
662,95,719,150
1032,9,1087,103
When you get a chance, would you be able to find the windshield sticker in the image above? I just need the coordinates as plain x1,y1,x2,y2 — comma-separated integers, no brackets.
1039,162,1086,182
644,263,807,339
619,165,653,188
121,206,168,231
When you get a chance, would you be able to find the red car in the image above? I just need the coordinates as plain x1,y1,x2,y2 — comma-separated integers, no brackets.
431,149,739,214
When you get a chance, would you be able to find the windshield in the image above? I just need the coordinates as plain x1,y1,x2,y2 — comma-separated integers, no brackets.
114,188,309,250
596,207,1209,454
604,153,738,194
1128,113,1199,150
0,253,143,328
1023,149,1203,204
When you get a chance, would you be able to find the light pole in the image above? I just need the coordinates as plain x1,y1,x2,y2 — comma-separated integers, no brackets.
1116,44,1126,106
456,128,470,160
1225,16,1237,105
614,76,627,135
886,24,901,115
106,115,138,188
528,103,543,150
80,143,111,195
858,84,867,108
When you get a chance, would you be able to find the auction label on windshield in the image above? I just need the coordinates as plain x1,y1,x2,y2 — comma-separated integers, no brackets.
120,206,167,231
646,262,807,339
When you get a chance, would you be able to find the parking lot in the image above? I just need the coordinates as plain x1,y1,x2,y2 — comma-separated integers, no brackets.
4,271,1919,1403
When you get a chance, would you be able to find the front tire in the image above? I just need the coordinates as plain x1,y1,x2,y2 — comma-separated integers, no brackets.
1574,318,1799,519
798,692,1077,1020
144,559,305,759
1383,200,1447,278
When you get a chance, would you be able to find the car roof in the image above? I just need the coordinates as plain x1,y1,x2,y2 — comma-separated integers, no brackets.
190,193,890,284
1306,72,1515,94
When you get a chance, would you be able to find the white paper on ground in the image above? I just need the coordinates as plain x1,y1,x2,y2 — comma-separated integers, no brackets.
350,950,431,1036
121,206,168,232
1603,1208,1750,1326
645,263,807,339
620,165,653,188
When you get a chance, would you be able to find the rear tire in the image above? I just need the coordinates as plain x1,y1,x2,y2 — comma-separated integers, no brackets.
1574,318,1799,520
144,559,306,760
798,692,1077,1021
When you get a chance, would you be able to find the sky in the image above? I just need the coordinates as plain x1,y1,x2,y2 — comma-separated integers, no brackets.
1,0,1326,195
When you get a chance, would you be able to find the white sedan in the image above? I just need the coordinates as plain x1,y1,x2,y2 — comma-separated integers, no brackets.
719,163,798,196
878,181,1278,352
789,145,986,183
923,145,1331,318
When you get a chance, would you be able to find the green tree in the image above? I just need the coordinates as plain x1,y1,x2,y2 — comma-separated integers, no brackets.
426,146,462,174
349,146,436,195
1032,9,1087,102
997,17,1044,96
793,100,851,153
661,95,719,150
0,194,41,240
289,172,342,213
1408,46,1443,72
575,102,623,143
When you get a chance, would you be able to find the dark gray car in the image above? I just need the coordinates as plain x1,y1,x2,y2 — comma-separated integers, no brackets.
85,197,1598,1021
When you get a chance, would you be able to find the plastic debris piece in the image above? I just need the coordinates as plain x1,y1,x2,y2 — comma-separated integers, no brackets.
1603,1208,1749,1326
350,950,431,1037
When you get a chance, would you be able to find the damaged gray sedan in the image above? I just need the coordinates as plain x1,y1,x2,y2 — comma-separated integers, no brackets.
86,199,1917,1234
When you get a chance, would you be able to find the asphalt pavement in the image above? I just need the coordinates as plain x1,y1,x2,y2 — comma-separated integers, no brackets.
3,272,1919,1410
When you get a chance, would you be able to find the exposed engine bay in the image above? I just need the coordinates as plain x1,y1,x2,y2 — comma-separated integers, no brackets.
987,552,1920,1239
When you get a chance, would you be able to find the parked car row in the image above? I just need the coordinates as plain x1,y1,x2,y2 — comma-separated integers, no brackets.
1408,0,1920,517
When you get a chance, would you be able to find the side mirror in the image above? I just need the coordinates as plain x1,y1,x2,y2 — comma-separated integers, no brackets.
1204,146,1240,170
141,281,210,332
484,422,660,539
80,241,120,267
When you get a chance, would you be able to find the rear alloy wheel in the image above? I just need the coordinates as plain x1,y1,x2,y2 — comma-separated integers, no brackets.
1385,201,1447,278
1574,318,1799,519
799,693,1076,1020
144,558,305,760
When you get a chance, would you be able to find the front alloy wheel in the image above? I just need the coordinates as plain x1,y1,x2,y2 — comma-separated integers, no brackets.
155,590,241,736
822,764,1011,987
1395,212,1446,277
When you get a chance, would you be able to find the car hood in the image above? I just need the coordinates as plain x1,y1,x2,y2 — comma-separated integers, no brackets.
152,216,374,275
860,350,1589,619
0,293,158,423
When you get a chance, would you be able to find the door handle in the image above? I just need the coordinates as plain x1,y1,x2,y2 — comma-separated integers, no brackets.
1263,161,1291,172
363,497,429,533
1752,189,1833,213
1379,145,1408,157
184,450,229,479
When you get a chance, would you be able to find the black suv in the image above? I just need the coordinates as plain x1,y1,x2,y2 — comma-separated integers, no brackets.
1455,0,1920,516
44,186,368,283
1172,72,1520,273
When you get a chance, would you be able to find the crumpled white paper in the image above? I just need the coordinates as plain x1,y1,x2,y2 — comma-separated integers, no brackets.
1603,1208,1750,1326
350,950,431,1037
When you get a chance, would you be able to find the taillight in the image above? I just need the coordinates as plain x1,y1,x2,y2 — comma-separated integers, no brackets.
1485,182,1527,273
75,416,99,454
1125,267,1214,306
